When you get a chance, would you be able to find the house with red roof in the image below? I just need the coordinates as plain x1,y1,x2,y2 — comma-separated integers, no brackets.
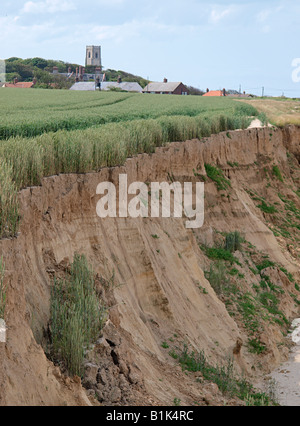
203,89,226,97
1,79,36,89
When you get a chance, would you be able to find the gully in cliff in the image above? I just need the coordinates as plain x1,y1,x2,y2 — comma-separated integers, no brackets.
96,174,205,229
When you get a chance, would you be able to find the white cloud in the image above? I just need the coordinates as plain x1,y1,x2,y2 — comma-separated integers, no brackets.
22,0,76,14
257,9,271,23
97,0,125,4
256,5,284,33
89,19,193,45
209,7,232,24
90,22,139,44
0,15,66,48
256,4,285,23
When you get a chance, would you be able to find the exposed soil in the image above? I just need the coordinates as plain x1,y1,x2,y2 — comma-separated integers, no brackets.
0,125,299,406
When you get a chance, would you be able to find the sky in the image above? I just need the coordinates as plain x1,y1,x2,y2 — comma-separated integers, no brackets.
1,0,300,97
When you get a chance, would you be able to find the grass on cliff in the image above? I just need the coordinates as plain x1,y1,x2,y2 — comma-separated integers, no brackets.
172,343,273,406
0,158,19,238
204,164,231,191
201,232,243,269
0,256,6,318
201,232,297,357
50,254,107,377
272,165,284,183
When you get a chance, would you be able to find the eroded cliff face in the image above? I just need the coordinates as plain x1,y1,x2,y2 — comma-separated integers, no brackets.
0,126,299,406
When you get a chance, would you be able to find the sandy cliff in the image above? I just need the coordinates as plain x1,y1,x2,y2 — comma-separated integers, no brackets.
0,125,299,406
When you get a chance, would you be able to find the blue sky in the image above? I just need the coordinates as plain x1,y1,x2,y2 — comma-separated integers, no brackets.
0,0,300,96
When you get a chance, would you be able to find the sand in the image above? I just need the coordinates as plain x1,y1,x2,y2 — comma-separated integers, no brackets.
247,118,273,129
267,320,300,406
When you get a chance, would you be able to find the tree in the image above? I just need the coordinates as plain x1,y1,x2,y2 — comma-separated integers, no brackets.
34,69,53,86
30,57,48,70
6,57,22,63
5,61,33,81
186,86,205,96
33,69,75,89
5,72,22,83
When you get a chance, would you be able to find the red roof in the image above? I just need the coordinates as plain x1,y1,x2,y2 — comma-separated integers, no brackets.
3,82,35,88
203,90,224,97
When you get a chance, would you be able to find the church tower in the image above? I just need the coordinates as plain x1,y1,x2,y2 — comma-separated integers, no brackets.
85,46,102,68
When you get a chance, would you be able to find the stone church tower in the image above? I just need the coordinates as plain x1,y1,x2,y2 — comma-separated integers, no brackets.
85,46,102,68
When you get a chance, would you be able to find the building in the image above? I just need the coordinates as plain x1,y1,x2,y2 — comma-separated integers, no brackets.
143,79,189,95
51,46,102,82
53,66,73,77
70,82,97,91
53,65,104,83
1,79,36,88
86,46,102,68
101,81,143,93
203,89,226,97
70,80,143,93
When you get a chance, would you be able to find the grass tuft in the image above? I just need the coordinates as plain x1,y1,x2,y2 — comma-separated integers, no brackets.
205,164,231,191
0,159,19,238
50,254,107,377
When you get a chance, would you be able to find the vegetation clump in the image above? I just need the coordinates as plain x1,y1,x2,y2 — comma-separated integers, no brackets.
272,165,284,182
257,201,277,214
204,164,231,191
0,159,19,238
201,231,297,367
225,231,244,253
174,344,273,405
50,254,107,377
202,246,239,264
205,261,228,294
247,338,267,355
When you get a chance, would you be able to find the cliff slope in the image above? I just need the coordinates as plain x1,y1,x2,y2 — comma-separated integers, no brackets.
0,126,299,406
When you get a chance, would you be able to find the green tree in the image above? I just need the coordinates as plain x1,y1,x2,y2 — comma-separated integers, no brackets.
31,57,48,70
